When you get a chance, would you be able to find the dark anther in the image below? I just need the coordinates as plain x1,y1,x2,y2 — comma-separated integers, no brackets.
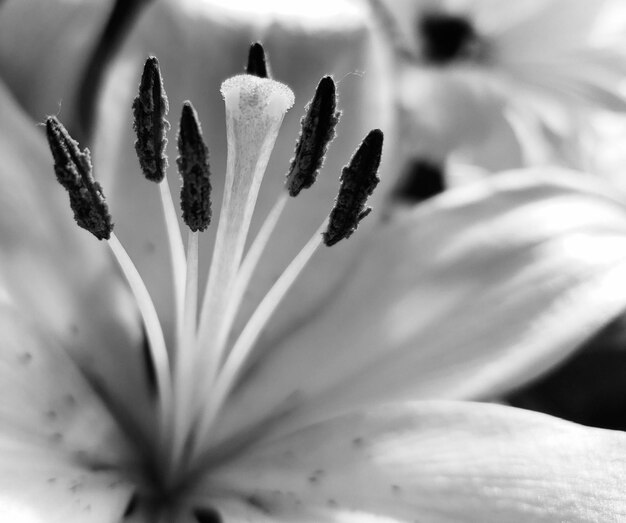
285,76,341,197
177,102,212,232
46,116,113,240
324,129,383,247
392,158,445,203
246,42,271,78
133,56,170,183
419,12,480,64
194,507,223,523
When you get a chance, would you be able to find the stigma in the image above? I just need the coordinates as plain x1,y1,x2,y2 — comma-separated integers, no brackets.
45,43,383,499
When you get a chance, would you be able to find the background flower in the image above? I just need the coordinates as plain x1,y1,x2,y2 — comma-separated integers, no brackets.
368,0,626,177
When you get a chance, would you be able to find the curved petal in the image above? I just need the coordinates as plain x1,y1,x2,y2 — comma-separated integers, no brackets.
213,168,626,442
0,0,114,121
0,78,153,438
202,401,626,523
0,302,135,522
92,0,395,339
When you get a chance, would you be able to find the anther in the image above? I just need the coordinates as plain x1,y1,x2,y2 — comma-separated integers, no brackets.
324,129,383,246
246,42,271,79
392,158,445,203
132,56,170,182
285,76,341,197
177,102,212,232
46,116,113,240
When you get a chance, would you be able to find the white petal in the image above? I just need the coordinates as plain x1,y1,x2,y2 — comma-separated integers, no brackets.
0,79,154,436
494,0,609,59
0,303,134,521
204,401,626,523
213,168,626,441
0,0,112,121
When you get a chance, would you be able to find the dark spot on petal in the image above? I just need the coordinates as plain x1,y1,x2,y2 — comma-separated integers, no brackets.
69,480,83,493
18,352,33,365
246,495,272,515
352,437,365,448
308,469,325,484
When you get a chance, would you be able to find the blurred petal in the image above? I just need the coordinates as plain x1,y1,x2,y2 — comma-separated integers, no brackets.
0,78,153,438
93,0,394,341
204,401,626,523
371,0,624,172
214,168,626,441
0,0,114,121
0,302,134,521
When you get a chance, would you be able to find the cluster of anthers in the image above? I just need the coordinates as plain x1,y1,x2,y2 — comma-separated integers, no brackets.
45,43,383,506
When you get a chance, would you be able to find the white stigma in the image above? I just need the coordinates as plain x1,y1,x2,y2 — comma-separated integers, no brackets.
169,75,295,474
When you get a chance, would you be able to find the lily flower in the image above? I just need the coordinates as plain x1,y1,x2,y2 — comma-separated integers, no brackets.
4,39,626,519
368,0,626,172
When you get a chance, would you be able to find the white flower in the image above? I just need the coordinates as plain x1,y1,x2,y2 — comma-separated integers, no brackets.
368,0,626,172
4,48,626,518
3,2,626,521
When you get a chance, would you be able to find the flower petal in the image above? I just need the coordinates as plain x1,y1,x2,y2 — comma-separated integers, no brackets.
204,401,626,522
0,78,153,442
0,302,135,521
92,0,394,339
0,0,113,121
214,168,626,442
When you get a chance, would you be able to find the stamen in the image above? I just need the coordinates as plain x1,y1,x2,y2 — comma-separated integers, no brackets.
177,102,212,232
198,193,289,397
133,56,170,183
170,230,200,475
195,75,294,386
246,42,271,79
285,76,341,197
193,219,328,457
324,129,383,246
158,180,187,349
107,234,173,441
392,158,445,203
45,116,113,240
133,56,186,354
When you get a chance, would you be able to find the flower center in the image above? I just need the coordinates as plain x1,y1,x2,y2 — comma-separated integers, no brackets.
45,43,383,520
418,12,484,65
